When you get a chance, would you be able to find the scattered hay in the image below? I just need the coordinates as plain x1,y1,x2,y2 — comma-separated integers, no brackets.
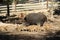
0,22,60,33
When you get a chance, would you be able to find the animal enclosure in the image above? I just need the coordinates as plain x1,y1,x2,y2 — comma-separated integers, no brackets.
0,0,60,40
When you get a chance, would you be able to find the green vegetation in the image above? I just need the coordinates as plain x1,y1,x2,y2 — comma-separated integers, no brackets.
19,0,28,4
3,0,12,5
2,0,28,4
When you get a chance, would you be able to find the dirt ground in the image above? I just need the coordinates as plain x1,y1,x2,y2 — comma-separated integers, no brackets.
0,9,60,40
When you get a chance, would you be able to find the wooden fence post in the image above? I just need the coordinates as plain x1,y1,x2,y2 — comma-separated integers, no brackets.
12,0,16,12
47,0,48,9
6,0,10,17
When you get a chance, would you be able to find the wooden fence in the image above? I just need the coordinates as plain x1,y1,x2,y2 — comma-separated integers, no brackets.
0,2,60,14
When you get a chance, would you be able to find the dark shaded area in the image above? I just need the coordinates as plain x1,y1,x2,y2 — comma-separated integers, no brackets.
0,32,46,40
46,37,60,40
2,17,23,24
0,35,45,40
0,0,12,5
0,16,7,22
46,31,60,40
54,31,60,37
0,0,3,4
0,31,60,40
0,15,23,24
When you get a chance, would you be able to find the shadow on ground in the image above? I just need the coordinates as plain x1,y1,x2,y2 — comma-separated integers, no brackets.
0,31,60,40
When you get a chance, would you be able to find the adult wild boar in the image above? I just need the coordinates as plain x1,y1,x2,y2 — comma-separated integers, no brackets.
24,13,47,26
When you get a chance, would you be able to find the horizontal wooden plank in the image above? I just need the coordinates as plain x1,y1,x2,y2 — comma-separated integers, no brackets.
0,2,59,13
